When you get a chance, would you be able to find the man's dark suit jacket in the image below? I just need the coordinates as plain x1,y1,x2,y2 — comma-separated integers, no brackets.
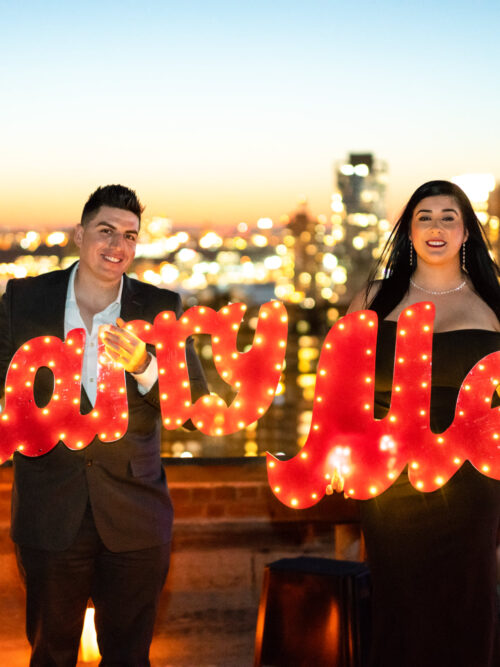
0,265,208,552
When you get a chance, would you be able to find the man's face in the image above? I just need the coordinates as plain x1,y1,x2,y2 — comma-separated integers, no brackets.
74,206,139,283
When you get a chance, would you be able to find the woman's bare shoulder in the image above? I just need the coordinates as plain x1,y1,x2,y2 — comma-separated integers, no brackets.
346,280,382,314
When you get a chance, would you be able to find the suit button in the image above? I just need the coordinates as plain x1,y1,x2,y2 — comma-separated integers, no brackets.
86,460,93,467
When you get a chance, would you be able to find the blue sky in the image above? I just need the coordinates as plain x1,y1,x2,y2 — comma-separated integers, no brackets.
1,0,499,227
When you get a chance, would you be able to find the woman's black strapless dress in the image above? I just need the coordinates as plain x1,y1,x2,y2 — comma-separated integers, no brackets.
360,321,500,667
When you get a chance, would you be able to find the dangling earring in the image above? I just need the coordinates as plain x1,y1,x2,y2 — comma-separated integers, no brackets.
462,242,466,271
409,240,413,267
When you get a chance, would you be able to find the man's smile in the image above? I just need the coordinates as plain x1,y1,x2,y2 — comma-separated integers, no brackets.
102,254,123,263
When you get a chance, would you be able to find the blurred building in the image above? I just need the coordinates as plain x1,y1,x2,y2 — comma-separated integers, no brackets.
452,173,499,261
331,153,390,301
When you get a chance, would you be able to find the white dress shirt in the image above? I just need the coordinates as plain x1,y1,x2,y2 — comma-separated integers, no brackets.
64,263,158,405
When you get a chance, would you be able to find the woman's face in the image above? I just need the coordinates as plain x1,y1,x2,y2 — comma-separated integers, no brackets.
410,195,468,268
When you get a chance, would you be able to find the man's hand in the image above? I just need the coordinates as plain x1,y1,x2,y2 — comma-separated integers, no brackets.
101,317,150,374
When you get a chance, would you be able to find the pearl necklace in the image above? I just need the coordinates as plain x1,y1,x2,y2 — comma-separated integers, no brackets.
410,278,467,295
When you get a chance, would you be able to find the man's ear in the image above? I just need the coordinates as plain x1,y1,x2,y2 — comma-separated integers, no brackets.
74,224,84,248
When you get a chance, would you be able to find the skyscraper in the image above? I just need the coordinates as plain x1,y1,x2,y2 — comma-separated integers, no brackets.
331,153,390,301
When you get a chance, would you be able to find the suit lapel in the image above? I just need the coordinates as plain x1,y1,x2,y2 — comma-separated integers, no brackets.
120,275,144,322
28,265,73,340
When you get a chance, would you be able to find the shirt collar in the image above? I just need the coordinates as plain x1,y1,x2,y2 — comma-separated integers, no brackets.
66,261,123,307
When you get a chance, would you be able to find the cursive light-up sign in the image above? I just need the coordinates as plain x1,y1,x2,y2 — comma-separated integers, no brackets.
0,301,288,460
267,302,500,504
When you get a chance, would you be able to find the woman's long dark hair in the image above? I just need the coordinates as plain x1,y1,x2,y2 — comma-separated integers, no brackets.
366,180,500,320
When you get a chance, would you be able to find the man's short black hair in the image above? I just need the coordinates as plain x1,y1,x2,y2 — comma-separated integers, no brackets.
81,185,144,226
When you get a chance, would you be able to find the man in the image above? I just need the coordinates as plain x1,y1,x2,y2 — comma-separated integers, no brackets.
0,185,208,666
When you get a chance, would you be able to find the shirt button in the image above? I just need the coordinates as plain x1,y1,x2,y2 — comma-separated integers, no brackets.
86,460,93,467
89,378,94,383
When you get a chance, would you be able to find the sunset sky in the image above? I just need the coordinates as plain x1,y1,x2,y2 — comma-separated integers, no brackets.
2,0,499,229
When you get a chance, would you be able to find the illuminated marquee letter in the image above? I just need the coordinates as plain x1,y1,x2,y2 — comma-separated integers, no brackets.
0,329,128,459
126,301,288,435
267,302,500,505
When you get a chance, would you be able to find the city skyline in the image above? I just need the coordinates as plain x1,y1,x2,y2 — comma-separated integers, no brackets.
2,0,499,229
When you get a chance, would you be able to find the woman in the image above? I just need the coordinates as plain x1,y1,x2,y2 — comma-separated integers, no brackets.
347,180,500,666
